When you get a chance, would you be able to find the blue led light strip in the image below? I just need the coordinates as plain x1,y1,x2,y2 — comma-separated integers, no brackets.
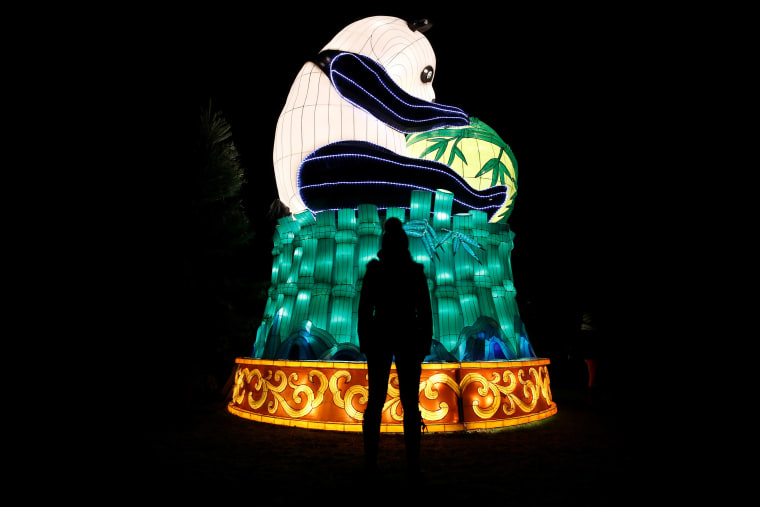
328,52,469,133
297,141,508,220
330,53,467,116
300,150,506,200
300,180,504,212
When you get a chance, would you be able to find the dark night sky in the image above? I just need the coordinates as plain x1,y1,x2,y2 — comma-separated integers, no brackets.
128,6,660,354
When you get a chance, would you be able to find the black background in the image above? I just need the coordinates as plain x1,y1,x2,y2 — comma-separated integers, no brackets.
111,6,671,399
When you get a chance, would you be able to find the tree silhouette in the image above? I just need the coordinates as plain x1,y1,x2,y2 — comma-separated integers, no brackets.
180,103,259,400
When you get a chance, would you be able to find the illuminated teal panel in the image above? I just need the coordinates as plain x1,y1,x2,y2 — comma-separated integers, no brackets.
286,246,303,284
408,191,433,273
436,289,463,351
276,215,297,245
278,294,296,343
470,210,488,231
469,210,491,288
357,204,381,279
485,243,502,286
358,203,379,230
497,228,516,283
410,190,432,221
433,189,453,230
276,246,292,285
477,287,497,321
358,235,381,278
335,209,357,287
298,238,317,282
292,289,312,327
473,253,491,288
334,242,354,286
458,288,479,327
294,209,316,231
491,284,518,357
337,207,357,230
452,213,475,284
270,232,282,285
453,239,474,282
253,189,537,361
329,294,353,343
315,240,334,285
435,242,455,287
261,288,279,325
385,207,406,223
315,210,337,239
309,284,331,331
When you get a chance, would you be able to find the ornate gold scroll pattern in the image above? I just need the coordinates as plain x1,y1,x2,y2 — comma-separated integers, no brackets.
231,366,247,405
233,367,329,418
460,366,552,420
539,366,552,403
421,373,460,421
330,370,368,421
381,373,460,422
460,371,502,419
232,366,468,423
328,371,459,422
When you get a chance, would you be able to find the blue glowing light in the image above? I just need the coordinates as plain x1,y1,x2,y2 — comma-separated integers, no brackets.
299,150,506,200
328,52,469,133
297,142,509,219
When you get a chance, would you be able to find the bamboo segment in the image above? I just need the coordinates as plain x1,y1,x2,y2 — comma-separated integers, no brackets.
253,190,535,362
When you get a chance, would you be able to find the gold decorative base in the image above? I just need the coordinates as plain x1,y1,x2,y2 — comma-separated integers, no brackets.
228,357,556,432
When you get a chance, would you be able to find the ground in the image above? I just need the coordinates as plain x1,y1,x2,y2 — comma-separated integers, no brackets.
131,378,668,505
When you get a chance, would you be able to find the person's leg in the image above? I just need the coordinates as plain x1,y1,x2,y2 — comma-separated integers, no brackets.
396,354,423,474
363,351,393,470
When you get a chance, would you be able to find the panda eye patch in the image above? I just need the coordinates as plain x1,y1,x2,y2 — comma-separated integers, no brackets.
421,66,434,83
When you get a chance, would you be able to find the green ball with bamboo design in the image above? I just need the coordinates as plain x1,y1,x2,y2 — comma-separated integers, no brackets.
406,117,518,223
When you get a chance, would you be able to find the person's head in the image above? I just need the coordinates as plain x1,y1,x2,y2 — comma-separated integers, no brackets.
379,217,410,259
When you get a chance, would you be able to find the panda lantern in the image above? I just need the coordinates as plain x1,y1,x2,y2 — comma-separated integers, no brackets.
272,15,517,223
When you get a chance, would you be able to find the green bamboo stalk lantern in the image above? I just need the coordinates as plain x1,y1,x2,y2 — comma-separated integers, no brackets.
328,209,357,344
252,189,535,362
357,204,381,279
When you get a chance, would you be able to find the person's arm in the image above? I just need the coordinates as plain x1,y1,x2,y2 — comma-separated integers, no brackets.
414,264,433,359
358,261,379,354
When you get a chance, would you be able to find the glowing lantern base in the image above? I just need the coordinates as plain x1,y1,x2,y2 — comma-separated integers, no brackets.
228,358,556,432
230,189,556,431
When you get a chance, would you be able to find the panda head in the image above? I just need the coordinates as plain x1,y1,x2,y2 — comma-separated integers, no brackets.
321,16,437,102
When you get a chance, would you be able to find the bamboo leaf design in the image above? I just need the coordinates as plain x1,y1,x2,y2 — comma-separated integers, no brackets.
406,117,517,186
405,117,519,224
403,220,428,236
475,149,513,188
475,158,500,179
422,233,439,260
403,220,440,261
461,241,478,262
419,138,449,161
440,228,484,264
452,236,461,254
435,230,454,249
402,220,485,263
447,135,467,166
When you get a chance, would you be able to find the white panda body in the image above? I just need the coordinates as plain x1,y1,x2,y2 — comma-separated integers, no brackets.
273,62,409,215
272,16,438,216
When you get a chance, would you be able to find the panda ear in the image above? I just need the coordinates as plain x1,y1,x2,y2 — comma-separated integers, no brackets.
407,19,433,33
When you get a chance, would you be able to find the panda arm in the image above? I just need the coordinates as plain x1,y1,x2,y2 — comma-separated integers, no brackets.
328,52,469,133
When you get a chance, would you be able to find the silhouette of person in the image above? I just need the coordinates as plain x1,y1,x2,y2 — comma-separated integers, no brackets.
358,217,433,478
